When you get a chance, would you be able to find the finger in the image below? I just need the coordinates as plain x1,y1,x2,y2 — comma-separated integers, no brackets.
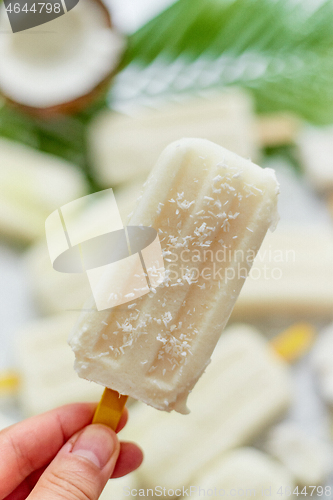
29,424,120,500
3,481,30,500
8,440,143,497
111,442,144,478
3,407,132,499
4,466,47,500
115,407,128,433
0,402,96,498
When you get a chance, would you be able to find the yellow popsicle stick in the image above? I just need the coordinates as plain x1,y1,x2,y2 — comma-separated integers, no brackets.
93,388,128,430
271,322,316,363
0,371,20,395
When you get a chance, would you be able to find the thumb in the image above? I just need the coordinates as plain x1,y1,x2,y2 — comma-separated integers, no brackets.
30,424,120,500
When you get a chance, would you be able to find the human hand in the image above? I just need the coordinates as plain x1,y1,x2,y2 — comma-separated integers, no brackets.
0,402,143,500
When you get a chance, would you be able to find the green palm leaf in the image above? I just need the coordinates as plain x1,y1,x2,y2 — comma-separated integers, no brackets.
111,0,333,124
1,0,333,177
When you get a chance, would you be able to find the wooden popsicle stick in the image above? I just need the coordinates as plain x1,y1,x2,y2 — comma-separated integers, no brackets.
256,113,301,146
93,388,128,430
270,322,316,363
0,370,20,395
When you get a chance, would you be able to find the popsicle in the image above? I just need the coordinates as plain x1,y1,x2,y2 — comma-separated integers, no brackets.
233,226,333,318
119,324,291,490
311,322,333,407
89,89,258,186
69,138,279,416
0,137,87,243
15,313,103,416
190,448,294,500
13,320,304,422
265,422,331,487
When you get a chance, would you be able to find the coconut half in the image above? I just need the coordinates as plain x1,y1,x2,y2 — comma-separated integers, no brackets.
0,0,125,115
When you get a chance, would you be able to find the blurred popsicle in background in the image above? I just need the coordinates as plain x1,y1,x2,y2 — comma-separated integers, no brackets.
88,89,259,186
0,138,88,243
188,448,295,500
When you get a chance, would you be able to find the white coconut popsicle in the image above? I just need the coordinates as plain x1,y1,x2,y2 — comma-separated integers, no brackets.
69,138,279,414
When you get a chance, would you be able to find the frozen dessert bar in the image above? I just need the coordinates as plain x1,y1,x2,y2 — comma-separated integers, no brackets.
312,322,333,407
233,226,333,318
0,137,87,243
120,324,291,490
190,448,294,500
69,138,279,413
15,313,103,416
265,422,331,487
89,90,258,186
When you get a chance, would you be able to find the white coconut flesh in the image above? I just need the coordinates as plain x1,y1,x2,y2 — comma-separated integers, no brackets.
0,0,124,109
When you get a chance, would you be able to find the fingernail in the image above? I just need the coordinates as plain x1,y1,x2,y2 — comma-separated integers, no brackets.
72,425,117,469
